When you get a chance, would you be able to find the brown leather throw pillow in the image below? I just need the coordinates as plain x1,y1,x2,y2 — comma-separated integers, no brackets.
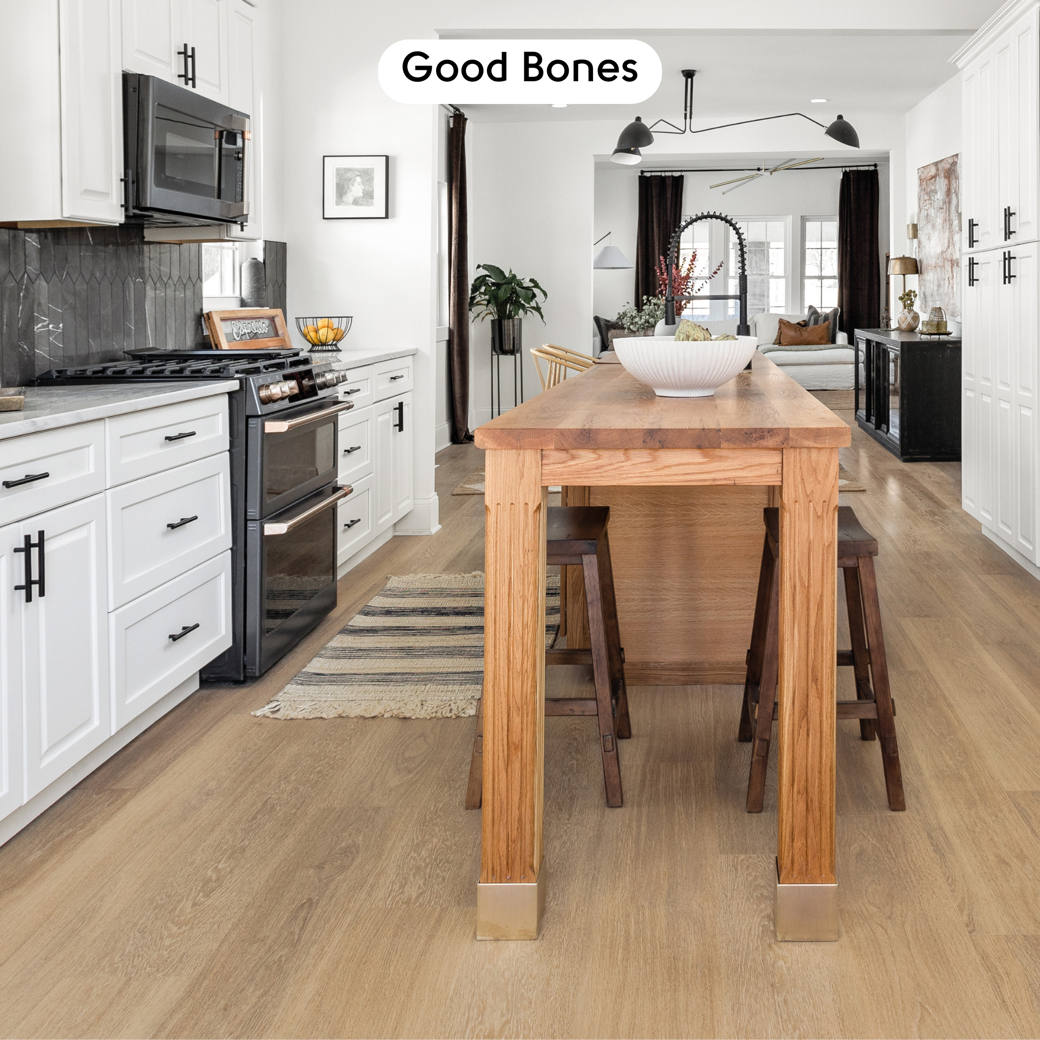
777,318,831,346
773,319,806,344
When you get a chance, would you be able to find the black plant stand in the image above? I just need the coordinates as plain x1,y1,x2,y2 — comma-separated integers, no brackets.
491,349,524,418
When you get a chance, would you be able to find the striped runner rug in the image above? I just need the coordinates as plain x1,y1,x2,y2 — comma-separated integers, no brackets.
254,571,560,720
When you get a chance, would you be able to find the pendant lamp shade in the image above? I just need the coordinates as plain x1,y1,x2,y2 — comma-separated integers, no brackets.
593,244,633,269
824,114,860,148
611,115,654,165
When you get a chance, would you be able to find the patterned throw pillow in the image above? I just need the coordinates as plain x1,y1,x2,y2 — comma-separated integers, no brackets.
807,304,840,343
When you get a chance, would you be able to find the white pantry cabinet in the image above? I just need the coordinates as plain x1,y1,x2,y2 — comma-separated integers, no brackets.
0,389,233,845
957,0,1040,573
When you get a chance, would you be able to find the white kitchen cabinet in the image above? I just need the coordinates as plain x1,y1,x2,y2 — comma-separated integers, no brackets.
14,495,110,801
958,1,1040,572
0,530,24,821
122,0,229,103
374,392,414,533
226,0,262,240
0,0,122,225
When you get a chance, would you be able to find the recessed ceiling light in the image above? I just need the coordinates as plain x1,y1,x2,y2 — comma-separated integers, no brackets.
810,98,828,103
551,103,567,108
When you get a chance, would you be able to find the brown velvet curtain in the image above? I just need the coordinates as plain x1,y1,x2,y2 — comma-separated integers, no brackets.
447,109,472,443
837,169,881,338
635,174,684,304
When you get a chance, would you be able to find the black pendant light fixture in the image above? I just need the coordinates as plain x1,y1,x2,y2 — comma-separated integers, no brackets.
609,70,860,165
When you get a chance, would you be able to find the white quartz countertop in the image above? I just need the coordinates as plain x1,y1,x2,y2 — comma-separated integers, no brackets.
316,346,418,372
0,380,239,442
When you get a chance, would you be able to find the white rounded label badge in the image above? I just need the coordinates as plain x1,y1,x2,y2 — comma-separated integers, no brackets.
378,39,662,105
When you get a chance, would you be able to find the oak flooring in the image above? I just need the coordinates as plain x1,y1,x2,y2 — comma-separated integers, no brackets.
2,410,1040,1037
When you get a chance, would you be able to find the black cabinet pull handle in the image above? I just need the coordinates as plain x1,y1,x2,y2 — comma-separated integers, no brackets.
343,444,362,454
167,515,199,530
169,623,200,642
177,43,192,85
3,471,50,489
968,255,978,287
13,530,44,603
189,45,197,88
968,217,978,248
394,401,405,432
344,387,361,395
165,431,197,442
343,517,362,530
1007,252,1017,281
390,374,405,381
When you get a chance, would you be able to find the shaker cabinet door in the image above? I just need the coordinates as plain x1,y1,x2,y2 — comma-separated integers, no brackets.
122,0,180,81
391,392,414,524
20,495,110,802
183,0,229,103
59,0,123,224
0,521,24,820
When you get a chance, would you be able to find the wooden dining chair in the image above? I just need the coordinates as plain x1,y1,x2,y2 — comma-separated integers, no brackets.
531,344,595,391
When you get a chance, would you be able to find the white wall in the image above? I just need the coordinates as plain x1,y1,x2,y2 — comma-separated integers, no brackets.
898,73,962,316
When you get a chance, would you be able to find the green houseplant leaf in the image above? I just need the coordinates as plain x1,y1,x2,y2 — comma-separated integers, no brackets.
469,264,548,322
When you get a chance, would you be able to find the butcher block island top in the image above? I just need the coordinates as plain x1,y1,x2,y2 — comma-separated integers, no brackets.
472,351,854,946
474,352,851,452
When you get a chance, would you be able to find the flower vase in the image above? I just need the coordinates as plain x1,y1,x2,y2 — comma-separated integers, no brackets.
897,307,920,332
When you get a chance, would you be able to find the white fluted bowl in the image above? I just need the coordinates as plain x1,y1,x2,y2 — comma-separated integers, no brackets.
613,335,757,397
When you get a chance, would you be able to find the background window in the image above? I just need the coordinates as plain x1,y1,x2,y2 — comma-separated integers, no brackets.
729,220,786,317
803,218,839,310
202,242,240,299
677,220,713,318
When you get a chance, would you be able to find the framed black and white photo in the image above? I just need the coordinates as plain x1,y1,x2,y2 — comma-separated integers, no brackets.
323,155,389,219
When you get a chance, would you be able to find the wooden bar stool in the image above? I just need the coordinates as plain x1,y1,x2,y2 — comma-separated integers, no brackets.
738,505,905,812
466,505,631,809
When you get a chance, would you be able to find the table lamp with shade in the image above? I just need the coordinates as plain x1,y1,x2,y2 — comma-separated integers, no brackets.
889,255,920,331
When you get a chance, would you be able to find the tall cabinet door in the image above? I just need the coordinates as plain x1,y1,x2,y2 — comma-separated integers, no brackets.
965,250,998,529
1011,242,1039,560
1013,6,1039,244
20,495,110,801
0,522,24,820
58,0,123,224
227,0,262,240
963,53,997,253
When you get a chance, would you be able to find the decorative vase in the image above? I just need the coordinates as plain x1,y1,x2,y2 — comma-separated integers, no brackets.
612,335,757,397
491,317,522,356
897,307,920,332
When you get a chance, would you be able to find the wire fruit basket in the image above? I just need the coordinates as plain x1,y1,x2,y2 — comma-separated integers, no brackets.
295,316,352,351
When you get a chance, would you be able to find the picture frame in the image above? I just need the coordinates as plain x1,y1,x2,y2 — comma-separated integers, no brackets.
203,308,293,350
323,154,389,219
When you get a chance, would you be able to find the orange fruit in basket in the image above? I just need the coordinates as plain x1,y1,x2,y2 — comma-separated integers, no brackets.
318,328,333,344
317,318,332,330
303,323,318,342
332,327,345,341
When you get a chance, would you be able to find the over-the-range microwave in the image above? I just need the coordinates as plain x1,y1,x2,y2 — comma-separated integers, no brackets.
123,73,250,227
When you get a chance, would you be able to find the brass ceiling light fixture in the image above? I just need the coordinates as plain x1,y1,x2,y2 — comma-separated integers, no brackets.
610,70,861,166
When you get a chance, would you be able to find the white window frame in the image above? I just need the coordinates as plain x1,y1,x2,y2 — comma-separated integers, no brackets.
801,215,839,314
726,215,795,318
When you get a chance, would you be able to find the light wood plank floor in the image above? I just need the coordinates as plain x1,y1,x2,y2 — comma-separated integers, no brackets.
3,404,1040,1038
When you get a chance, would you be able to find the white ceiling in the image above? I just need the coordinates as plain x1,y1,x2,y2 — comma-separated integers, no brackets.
460,31,970,124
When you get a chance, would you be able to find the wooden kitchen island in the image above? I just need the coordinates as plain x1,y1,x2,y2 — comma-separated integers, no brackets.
473,352,851,942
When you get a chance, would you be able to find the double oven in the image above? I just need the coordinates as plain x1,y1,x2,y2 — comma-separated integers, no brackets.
244,393,353,676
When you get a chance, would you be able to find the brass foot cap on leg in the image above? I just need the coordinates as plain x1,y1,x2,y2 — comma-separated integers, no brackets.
476,869,546,940
774,859,838,941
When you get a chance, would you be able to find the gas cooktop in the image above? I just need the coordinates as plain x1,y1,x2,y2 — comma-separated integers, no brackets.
36,349,310,382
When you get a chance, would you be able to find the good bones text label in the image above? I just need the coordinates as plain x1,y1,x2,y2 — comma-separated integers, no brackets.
378,39,661,105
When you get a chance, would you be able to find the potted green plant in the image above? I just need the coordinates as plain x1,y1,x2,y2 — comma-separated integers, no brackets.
469,263,548,355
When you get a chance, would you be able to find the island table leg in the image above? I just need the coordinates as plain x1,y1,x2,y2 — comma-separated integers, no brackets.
775,447,839,940
477,448,547,940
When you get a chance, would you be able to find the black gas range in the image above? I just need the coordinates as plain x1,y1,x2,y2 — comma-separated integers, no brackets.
37,350,353,681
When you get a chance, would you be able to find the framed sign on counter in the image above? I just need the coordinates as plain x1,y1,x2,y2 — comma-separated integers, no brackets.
323,155,389,219
204,308,293,350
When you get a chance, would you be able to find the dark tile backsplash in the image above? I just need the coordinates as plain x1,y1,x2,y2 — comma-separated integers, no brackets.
0,227,288,387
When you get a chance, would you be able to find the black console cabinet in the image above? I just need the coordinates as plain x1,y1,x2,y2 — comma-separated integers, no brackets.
854,329,962,462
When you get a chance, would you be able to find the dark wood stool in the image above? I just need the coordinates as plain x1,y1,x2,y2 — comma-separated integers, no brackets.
466,505,631,809
738,506,905,812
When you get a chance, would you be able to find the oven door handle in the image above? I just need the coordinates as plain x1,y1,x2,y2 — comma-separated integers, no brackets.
263,401,353,433
263,485,353,536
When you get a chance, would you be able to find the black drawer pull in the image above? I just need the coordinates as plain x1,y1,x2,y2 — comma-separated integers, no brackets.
165,431,197,442
343,387,361,395
343,444,362,454
169,623,200,642
167,515,199,530
3,471,50,489
390,373,405,381
343,517,362,530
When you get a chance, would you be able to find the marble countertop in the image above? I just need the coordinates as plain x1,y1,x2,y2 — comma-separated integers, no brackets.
311,346,418,372
0,381,239,441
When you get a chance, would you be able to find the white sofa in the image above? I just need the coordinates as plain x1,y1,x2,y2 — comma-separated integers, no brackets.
664,313,855,390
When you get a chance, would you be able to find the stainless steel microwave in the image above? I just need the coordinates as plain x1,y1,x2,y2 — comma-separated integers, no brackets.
123,73,250,227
